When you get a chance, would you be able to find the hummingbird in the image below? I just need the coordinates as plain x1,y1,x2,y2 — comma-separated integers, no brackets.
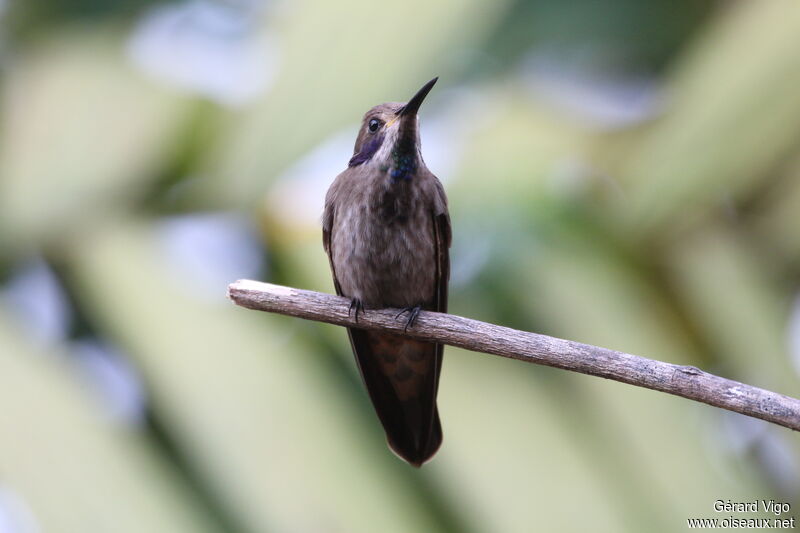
322,77,451,467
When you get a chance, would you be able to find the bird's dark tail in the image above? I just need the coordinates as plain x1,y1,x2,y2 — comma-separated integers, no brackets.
347,328,443,466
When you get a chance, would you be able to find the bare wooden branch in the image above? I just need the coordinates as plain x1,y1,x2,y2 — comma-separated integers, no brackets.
228,279,800,432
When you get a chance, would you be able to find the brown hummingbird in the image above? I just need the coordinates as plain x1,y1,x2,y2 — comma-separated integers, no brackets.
322,77,450,466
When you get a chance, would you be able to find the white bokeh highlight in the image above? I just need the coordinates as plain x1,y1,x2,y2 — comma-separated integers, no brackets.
128,0,278,106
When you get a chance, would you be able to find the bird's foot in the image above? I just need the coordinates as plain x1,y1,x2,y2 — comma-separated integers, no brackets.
348,298,365,323
395,305,422,332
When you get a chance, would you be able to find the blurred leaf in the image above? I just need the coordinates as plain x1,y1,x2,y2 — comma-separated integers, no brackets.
510,229,776,526
483,0,714,74
0,28,190,253
521,233,696,364
448,85,595,217
749,155,800,265
666,222,797,395
433,349,634,533
615,1,800,236
0,312,224,533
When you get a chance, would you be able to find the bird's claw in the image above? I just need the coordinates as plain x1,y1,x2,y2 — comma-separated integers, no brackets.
395,305,422,332
348,298,365,323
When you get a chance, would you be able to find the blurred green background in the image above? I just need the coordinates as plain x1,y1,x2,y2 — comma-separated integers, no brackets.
1,0,800,531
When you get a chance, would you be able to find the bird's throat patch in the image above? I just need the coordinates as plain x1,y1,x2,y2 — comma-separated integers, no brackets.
349,133,385,167
389,136,417,181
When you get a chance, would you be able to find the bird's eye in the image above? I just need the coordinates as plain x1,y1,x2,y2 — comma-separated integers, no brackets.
368,118,381,133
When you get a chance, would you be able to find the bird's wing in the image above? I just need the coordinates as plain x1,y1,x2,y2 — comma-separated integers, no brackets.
322,181,344,297
430,170,451,400
433,211,451,314
431,209,451,397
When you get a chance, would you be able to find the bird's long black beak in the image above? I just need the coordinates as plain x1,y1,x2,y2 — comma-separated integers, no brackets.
399,77,438,117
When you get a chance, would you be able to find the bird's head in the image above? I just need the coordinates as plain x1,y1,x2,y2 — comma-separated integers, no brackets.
348,77,438,180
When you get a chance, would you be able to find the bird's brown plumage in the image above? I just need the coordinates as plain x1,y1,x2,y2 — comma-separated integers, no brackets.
323,97,450,466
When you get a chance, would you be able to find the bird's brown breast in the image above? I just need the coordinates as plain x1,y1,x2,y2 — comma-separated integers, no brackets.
329,171,437,308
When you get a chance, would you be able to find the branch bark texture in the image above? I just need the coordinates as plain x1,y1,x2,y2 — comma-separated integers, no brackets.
228,279,800,432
